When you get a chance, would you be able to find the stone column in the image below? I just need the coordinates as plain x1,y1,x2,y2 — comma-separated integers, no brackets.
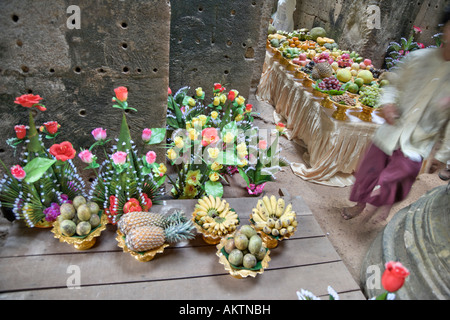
0,0,171,168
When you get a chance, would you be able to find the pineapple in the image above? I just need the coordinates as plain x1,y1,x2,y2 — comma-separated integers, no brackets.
118,210,187,235
125,221,195,252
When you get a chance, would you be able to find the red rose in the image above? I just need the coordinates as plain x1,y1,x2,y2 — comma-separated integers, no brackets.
10,165,26,180
14,125,27,139
44,121,59,135
114,86,128,102
168,87,172,95
14,94,46,111
381,261,410,292
228,90,236,101
49,141,76,162
123,198,142,214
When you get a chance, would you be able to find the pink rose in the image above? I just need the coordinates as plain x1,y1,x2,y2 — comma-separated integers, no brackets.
92,128,107,141
11,165,26,180
78,149,94,164
145,151,157,164
258,140,268,150
111,151,128,165
114,86,128,102
142,128,152,143
201,127,219,147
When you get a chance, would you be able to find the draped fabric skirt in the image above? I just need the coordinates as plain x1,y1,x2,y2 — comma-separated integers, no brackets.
349,143,423,207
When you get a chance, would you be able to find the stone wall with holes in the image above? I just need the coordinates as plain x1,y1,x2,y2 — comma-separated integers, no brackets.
0,0,170,172
169,0,274,99
292,0,447,68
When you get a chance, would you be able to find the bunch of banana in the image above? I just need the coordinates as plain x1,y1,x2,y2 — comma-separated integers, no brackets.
193,195,239,237
251,195,298,238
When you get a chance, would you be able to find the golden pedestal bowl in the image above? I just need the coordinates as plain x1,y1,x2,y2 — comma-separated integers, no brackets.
115,230,169,262
51,214,107,250
216,237,271,279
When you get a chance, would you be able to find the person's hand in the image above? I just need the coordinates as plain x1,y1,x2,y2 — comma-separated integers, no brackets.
381,104,399,125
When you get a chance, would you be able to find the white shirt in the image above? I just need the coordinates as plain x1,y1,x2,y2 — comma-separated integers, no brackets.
373,48,450,163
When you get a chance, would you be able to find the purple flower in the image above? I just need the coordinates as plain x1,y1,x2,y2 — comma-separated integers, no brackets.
246,182,267,196
44,203,61,222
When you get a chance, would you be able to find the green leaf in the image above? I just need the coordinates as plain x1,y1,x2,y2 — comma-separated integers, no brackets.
238,167,250,187
23,157,56,183
146,128,167,145
205,180,223,198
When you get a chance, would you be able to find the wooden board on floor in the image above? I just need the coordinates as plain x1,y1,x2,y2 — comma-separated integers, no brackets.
0,194,366,300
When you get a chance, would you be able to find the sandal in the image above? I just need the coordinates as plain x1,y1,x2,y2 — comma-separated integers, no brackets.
438,169,450,181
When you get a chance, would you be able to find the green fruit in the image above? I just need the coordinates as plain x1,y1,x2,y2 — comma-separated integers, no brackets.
234,233,249,251
76,221,91,236
77,204,91,221
239,225,257,239
354,78,364,87
59,203,76,220
60,220,77,237
228,249,244,266
270,39,280,48
309,27,326,41
87,202,100,215
255,246,267,261
248,235,262,254
348,83,360,94
224,238,235,254
89,214,100,228
243,254,257,269
336,69,352,83
379,79,390,87
73,195,86,209
357,70,374,84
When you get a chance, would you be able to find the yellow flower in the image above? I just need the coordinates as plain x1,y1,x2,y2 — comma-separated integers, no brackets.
211,161,223,171
188,98,196,107
167,148,178,160
186,121,192,130
186,170,202,186
223,132,235,144
236,95,245,106
195,87,204,97
208,147,220,159
198,114,208,126
192,117,202,128
182,184,198,199
188,128,199,141
237,142,248,159
158,163,167,175
213,96,220,106
209,172,220,182
174,136,184,149
235,114,243,121
238,158,248,168
211,111,219,119
219,94,227,104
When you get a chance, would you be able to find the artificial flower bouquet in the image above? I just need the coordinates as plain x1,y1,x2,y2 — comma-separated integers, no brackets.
83,87,167,225
165,84,288,198
0,94,86,227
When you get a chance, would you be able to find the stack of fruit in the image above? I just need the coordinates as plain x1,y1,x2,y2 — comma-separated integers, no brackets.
57,196,102,237
250,196,298,247
117,210,195,261
359,85,382,108
192,195,239,242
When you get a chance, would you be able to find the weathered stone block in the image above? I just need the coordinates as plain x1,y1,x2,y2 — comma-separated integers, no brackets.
169,0,274,100
0,0,170,168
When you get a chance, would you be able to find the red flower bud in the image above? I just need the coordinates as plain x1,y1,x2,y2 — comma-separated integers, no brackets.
381,261,410,293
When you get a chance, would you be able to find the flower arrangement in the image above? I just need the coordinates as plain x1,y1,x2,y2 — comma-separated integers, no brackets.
84,87,166,225
296,261,410,300
0,94,86,227
165,84,288,199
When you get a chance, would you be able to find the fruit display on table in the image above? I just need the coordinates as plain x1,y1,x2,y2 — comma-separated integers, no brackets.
216,225,271,278
51,195,107,250
116,210,195,262
192,195,239,244
250,195,298,248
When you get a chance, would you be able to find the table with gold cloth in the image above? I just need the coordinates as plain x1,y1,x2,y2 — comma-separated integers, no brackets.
256,49,386,187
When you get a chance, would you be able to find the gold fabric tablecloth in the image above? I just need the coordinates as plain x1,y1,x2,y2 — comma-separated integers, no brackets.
256,50,385,187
